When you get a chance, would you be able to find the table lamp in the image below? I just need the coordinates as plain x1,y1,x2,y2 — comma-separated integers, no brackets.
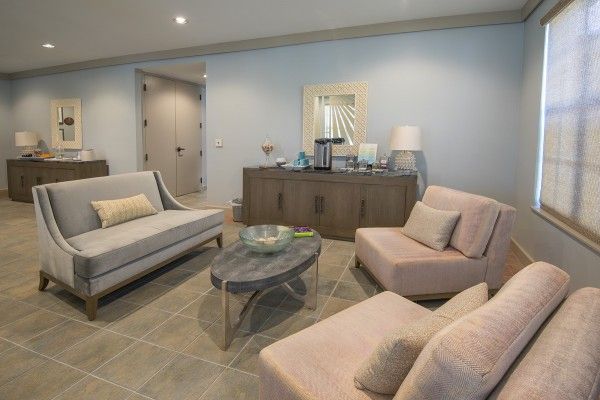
15,131,39,157
389,126,422,171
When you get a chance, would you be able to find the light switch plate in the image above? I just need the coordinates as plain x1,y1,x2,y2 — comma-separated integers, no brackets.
215,138,223,148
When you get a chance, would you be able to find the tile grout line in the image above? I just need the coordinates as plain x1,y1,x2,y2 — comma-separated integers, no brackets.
138,308,259,398
315,248,357,321
0,336,141,398
127,277,230,396
313,240,339,321
1,287,259,396
0,230,406,398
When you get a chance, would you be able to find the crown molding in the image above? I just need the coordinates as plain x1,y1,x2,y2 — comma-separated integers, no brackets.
6,10,522,80
521,0,545,20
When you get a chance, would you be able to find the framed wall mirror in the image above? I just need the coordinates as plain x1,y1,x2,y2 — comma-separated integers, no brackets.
51,98,82,149
302,82,367,156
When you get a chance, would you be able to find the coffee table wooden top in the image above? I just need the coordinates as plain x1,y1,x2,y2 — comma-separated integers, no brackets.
210,232,321,293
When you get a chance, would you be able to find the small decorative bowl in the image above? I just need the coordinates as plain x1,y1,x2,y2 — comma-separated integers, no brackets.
239,225,294,253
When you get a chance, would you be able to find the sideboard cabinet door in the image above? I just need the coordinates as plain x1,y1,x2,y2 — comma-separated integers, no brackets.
360,184,407,228
282,180,319,228
247,178,284,225
318,182,361,238
7,166,28,201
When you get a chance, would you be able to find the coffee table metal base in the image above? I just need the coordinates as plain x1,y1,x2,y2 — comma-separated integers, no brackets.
219,252,319,350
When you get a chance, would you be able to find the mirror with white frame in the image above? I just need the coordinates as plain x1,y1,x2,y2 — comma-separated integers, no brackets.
302,82,367,156
51,98,82,149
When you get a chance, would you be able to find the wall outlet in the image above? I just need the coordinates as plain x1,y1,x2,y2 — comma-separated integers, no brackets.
215,138,223,148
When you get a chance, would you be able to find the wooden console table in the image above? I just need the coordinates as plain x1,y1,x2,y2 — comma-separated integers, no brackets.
242,168,417,240
7,159,108,203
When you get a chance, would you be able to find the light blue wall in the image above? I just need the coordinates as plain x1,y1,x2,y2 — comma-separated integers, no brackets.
205,24,524,205
0,80,10,189
4,23,524,207
513,0,600,290
9,66,138,176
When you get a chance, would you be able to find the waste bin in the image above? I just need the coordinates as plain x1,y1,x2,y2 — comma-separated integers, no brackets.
229,198,243,222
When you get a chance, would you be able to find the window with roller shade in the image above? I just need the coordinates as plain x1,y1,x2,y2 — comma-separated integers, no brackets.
539,0,600,245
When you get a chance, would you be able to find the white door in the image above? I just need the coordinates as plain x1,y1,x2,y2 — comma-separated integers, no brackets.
143,75,177,194
175,81,202,195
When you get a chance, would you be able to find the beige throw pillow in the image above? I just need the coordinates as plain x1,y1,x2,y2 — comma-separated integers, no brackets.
91,193,157,228
354,282,488,394
401,201,460,251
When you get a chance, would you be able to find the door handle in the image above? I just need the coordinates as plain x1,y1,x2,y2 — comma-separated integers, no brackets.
314,196,319,214
20,175,24,188
360,199,366,217
320,196,324,214
176,146,186,152
277,193,283,210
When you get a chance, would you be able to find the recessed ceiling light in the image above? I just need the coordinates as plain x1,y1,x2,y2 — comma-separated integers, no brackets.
41,43,55,49
173,16,188,25
203,74,207,78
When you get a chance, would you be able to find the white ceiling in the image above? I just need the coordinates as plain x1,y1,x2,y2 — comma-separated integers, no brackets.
0,0,528,74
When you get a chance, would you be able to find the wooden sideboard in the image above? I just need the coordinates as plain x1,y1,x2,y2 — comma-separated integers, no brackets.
7,159,109,203
242,168,417,240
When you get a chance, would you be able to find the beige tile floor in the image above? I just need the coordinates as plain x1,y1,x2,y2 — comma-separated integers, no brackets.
0,192,525,400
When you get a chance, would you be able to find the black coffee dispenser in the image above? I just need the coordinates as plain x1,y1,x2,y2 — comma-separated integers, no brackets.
314,138,345,170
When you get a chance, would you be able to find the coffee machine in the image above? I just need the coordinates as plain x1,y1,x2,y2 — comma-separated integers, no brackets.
314,138,345,170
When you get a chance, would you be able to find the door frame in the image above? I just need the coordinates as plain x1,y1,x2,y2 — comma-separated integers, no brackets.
139,71,205,194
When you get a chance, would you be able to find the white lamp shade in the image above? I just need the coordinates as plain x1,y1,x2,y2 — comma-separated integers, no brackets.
15,131,38,147
389,126,422,151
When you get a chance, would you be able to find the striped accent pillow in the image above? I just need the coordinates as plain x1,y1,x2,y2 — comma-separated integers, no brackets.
91,194,157,228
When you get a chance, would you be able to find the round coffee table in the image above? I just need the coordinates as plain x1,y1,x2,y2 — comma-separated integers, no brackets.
211,231,321,349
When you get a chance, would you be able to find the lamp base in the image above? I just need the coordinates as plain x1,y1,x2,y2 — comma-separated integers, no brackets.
392,150,417,171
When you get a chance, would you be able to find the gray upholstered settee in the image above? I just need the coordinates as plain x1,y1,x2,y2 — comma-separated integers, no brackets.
33,171,224,320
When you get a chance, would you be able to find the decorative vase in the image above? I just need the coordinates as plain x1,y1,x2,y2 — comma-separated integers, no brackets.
261,136,274,167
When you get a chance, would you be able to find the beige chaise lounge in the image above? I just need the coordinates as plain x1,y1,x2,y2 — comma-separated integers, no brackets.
33,171,224,320
355,185,516,299
259,262,600,399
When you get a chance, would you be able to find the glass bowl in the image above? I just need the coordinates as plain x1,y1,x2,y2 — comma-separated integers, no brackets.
239,225,294,254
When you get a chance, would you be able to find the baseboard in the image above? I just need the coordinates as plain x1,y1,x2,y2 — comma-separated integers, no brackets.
0,188,8,198
510,238,534,266
203,203,230,210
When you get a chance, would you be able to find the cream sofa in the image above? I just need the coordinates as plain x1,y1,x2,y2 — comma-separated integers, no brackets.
33,171,224,320
355,186,516,299
259,262,600,399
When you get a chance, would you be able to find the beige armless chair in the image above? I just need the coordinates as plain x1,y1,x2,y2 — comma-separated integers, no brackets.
355,186,516,299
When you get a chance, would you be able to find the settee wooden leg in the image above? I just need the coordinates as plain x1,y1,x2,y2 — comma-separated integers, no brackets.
216,234,223,248
38,272,49,291
86,297,98,321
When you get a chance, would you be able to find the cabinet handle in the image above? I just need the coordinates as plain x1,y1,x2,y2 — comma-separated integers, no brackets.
314,196,319,214
20,176,24,188
320,196,324,214
36,177,42,185
277,193,283,210
360,199,366,217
